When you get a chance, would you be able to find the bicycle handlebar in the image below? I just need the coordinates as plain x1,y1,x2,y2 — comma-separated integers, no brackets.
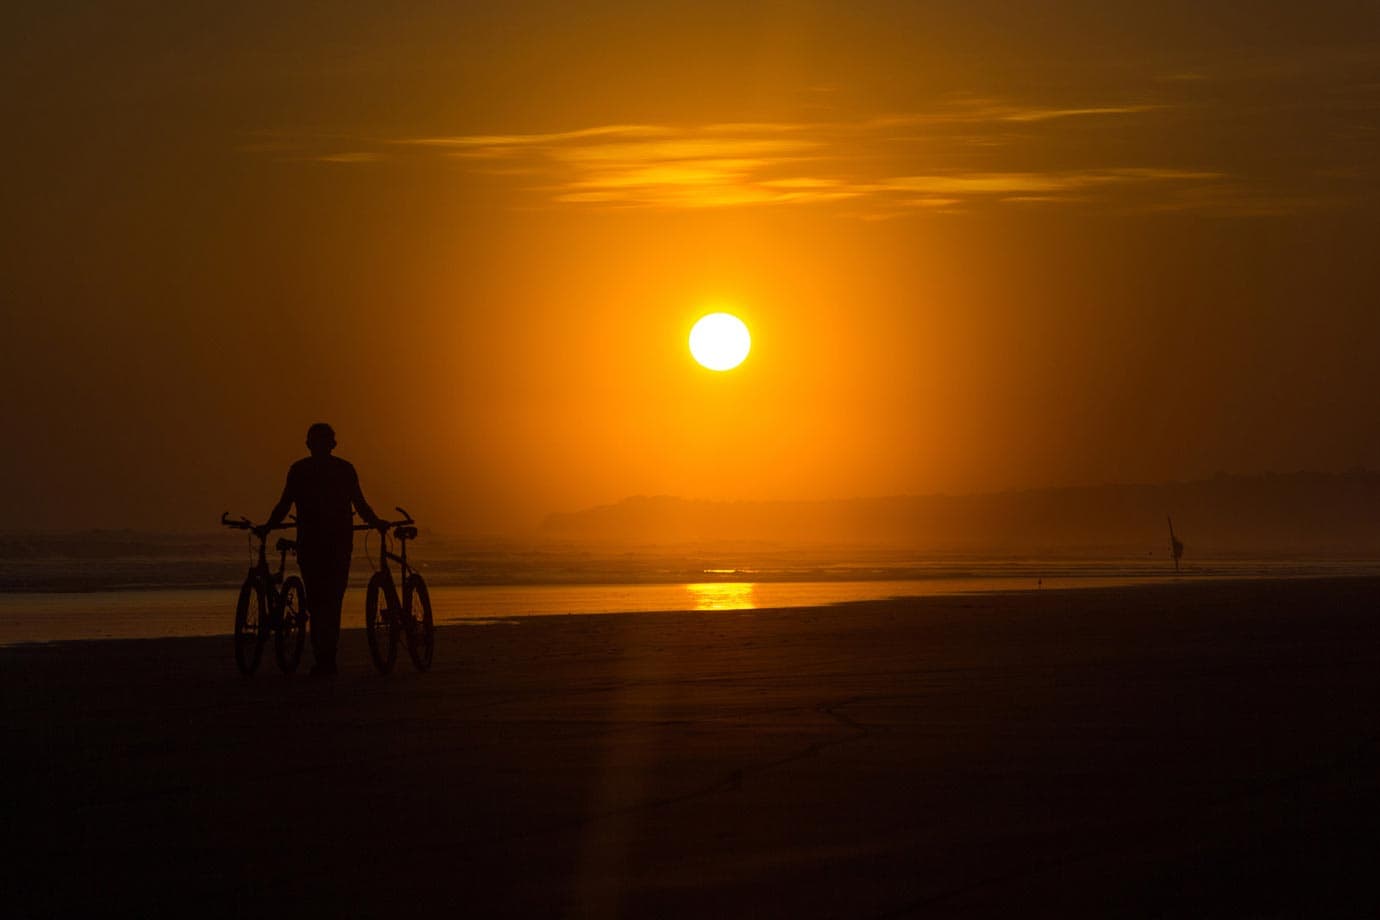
220,512,296,532
352,506,416,531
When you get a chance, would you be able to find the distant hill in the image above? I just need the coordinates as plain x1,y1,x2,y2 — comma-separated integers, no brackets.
540,471,1380,554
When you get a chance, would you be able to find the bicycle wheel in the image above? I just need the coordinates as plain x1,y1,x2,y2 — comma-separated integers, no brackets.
365,572,399,674
234,576,268,675
404,573,434,672
275,575,307,674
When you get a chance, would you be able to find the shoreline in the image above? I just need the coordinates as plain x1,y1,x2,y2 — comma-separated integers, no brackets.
3,570,1378,648
4,553,1376,596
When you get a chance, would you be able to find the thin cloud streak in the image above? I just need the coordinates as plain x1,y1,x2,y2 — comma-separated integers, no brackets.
259,97,1330,214
999,104,1166,122
314,152,383,164
882,169,1225,195
396,124,673,148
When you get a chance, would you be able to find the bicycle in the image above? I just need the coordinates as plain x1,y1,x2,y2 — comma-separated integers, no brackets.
357,507,433,675
221,513,308,675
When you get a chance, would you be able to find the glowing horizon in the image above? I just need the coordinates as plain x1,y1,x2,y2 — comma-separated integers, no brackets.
2,3,1378,534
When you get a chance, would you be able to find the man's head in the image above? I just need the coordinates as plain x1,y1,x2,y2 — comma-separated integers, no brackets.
305,423,336,457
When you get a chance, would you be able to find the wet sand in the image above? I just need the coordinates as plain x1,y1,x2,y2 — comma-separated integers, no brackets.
7,577,1380,917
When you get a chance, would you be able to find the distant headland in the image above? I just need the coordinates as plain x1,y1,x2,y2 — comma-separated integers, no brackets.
542,470,1380,554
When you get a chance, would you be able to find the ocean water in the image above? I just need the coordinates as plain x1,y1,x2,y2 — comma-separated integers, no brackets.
0,576,1138,645
2,532,1376,645
4,568,1378,646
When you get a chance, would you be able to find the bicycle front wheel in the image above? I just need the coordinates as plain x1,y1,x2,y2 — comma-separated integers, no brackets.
404,573,434,672
275,575,307,674
365,572,399,675
234,576,268,675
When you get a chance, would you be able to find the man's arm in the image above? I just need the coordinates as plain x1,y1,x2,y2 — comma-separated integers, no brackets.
350,468,387,531
255,473,295,536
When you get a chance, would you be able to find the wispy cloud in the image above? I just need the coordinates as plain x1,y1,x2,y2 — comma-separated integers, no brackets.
861,101,1166,126
397,124,673,150
880,168,1224,195
246,96,1320,215
315,151,383,164
999,104,1166,123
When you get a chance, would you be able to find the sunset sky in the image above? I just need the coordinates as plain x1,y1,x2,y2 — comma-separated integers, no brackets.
3,2,1378,533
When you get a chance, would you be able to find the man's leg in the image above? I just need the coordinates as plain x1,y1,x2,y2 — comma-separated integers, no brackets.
301,555,349,674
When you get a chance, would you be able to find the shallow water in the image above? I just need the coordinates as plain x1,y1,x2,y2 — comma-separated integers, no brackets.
3,567,1374,645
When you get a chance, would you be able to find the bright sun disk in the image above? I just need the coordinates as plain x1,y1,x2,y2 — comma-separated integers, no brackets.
689,313,751,371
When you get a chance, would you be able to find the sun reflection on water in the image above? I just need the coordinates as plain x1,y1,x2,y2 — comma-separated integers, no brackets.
685,582,757,611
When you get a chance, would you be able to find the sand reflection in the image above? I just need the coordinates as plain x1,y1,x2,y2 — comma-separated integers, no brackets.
685,582,757,611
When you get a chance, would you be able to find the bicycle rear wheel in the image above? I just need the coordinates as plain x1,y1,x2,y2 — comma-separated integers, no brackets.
365,572,399,674
275,575,307,674
404,573,434,672
234,576,268,675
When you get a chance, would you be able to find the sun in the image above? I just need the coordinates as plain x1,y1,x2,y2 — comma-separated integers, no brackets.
689,313,751,371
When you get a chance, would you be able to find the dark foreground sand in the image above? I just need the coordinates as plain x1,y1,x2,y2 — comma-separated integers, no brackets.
6,577,1380,918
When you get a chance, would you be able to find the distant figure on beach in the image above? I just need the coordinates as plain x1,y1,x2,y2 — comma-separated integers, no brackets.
257,423,386,677
1167,516,1185,574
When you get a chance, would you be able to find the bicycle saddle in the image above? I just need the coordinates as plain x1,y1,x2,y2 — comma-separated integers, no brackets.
394,525,418,541
275,537,297,553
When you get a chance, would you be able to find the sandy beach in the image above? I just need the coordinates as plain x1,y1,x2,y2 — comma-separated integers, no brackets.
7,576,1380,917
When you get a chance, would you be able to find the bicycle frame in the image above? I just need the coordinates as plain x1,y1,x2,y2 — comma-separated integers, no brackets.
253,533,297,602
355,507,417,607
222,513,304,674
223,513,297,606
358,506,433,674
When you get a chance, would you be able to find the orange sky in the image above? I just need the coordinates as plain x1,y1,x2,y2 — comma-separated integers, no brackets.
3,2,1378,532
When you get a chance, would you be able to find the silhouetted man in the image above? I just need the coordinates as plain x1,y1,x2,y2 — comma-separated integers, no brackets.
258,423,386,677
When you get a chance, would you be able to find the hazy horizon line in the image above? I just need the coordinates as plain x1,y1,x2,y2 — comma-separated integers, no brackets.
4,468,1375,539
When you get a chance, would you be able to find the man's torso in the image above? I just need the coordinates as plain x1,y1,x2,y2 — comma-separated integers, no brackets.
288,455,358,557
